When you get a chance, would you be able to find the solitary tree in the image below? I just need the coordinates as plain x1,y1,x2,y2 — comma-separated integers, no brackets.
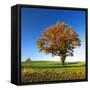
37,22,81,65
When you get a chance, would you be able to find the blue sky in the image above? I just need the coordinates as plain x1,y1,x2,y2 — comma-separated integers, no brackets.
21,7,86,62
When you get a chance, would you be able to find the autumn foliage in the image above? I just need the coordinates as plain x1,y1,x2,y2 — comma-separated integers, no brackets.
37,22,81,65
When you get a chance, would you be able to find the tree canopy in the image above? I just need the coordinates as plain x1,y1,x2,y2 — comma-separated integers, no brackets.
37,22,81,64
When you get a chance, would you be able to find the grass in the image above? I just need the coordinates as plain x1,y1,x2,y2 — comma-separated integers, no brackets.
21,61,86,83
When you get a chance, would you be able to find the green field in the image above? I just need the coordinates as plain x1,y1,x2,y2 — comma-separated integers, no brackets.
21,61,86,83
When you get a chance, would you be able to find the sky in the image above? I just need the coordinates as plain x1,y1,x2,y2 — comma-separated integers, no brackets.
21,7,86,62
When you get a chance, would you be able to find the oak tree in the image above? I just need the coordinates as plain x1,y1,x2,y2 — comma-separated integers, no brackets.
37,22,81,65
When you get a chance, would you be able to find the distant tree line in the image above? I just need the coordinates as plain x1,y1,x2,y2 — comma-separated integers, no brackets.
25,58,31,62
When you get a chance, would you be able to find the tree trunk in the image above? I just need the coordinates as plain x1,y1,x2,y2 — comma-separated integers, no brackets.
61,55,66,65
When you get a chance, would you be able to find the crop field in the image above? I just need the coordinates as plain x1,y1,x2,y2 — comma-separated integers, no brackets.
21,61,86,83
